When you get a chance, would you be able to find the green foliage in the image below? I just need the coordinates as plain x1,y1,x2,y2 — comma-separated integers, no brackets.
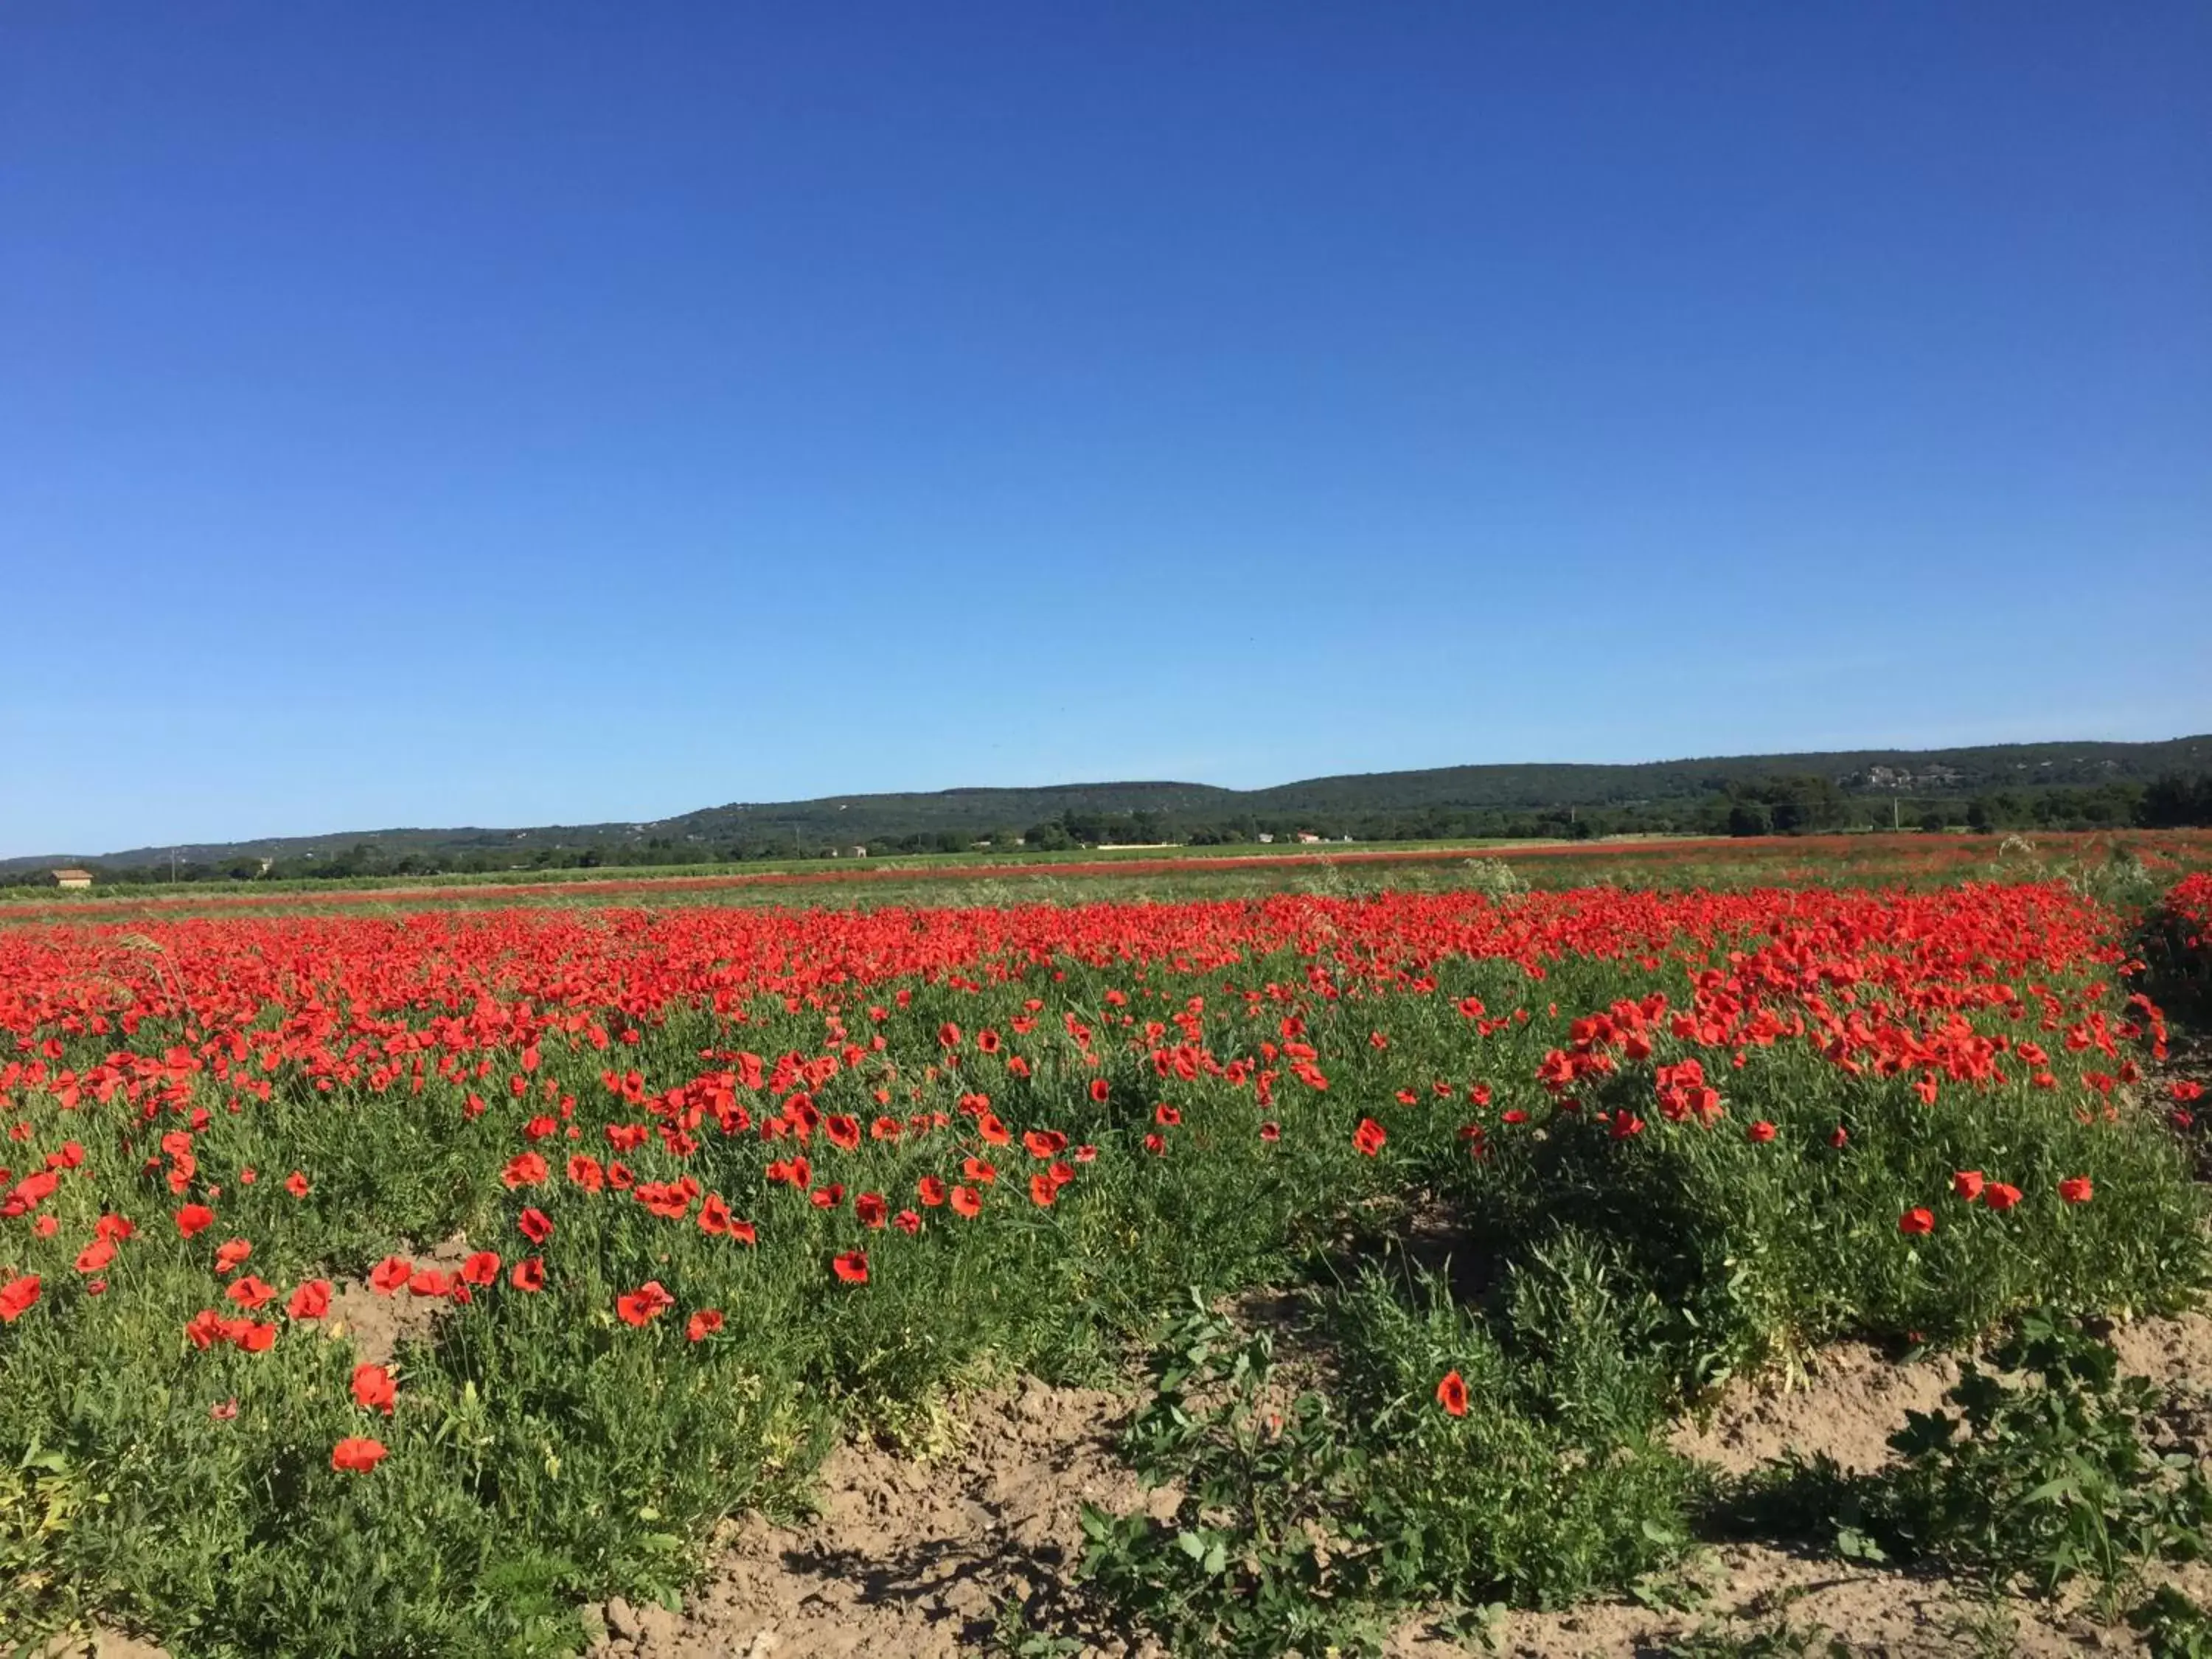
1442,1032,2208,1391
1876,1311,2212,1598
1717,1312,2212,1612
2131,1586,2212,1658
1658,1621,1851,1658
1074,1268,1702,1655
1079,1294,1391,1658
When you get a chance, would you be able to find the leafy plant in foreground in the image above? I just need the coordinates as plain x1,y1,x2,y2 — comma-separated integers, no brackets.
1078,1292,1390,1658
1877,1310,2212,1600
1720,1311,2212,1610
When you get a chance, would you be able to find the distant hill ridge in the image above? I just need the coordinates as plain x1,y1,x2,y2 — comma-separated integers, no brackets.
7,734,2208,873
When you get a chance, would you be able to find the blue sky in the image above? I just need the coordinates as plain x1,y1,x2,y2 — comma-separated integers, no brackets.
3,4,2207,855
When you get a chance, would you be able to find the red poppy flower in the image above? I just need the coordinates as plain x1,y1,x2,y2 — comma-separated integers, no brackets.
368,1256,413,1295
1353,1119,1387,1157
232,1320,277,1352
855,1192,888,1228
501,1152,550,1189
459,1251,501,1287
95,1214,134,1242
0,1274,39,1324
1983,1183,2023,1212
1029,1174,1059,1207
288,1280,333,1320
75,1237,115,1274
950,1184,982,1217
509,1257,545,1292
330,1436,388,1472
894,1209,921,1235
352,1363,397,1414
408,1268,456,1298
212,1238,253,1276
1899,1208,1935,1235
1952,1170,1986,1203
1436,1370,1469,1416
616,1281,675,1326
1088,1078,1110,1104
937,1022,962,1049
184,1308,227,1349
175,1204,215,1239
1154,1105,1182,1128
517,1207,553,1243
226,1276,277,1310
832,1250,869,1284
566,1155,605,1192
1829,1126,1848,1149
1259,1122,1280,1142
285,1172,311,1199
1747,1121,1776,1144
2057,1175,2093,1205
637,1179,700,1220
686,1309,723,1343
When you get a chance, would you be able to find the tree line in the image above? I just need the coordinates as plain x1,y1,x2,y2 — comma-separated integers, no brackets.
11,773,2211,890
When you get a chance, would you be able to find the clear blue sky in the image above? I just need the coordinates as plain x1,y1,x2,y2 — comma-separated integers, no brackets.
4,4,2207,855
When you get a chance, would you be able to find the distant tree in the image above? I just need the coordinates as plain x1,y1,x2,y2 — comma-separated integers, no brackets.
1727,801,1773,837
1024,820,1075,852
1761,775,1849,834
2140,773,2212,829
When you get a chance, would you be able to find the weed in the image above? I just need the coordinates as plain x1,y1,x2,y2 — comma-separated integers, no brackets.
2131,1585,2212,1658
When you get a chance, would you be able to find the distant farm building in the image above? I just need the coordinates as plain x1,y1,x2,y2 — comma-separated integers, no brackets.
52,868,94,890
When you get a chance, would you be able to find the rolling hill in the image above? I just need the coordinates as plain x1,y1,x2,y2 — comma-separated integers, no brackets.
7,734,2208,877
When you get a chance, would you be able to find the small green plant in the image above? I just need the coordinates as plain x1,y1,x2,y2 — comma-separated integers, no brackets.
1723,1312,2212,1611
1659,1619,1849,1658
2130,1585,2212,1658
1877,1310,2212,1601
1078,1292,1391,1658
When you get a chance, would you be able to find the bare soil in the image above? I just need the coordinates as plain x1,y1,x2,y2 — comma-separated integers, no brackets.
322,1231,474,1366
582,1377,1172,1659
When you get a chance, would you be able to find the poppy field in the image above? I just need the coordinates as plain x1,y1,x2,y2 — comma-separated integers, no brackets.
3,874,2209,1655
